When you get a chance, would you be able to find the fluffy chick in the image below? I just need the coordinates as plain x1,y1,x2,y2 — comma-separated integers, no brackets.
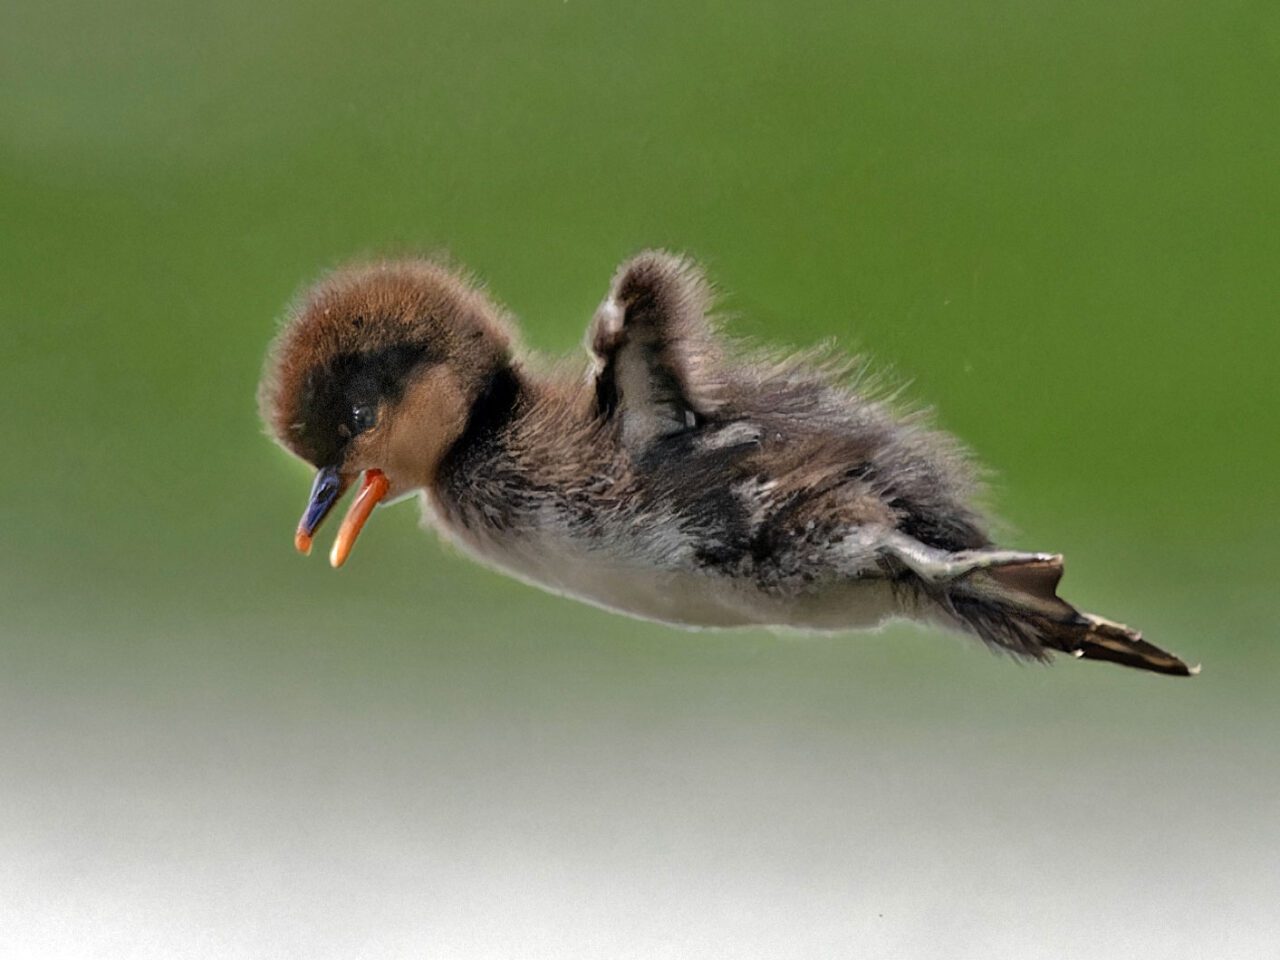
259,252,1195,676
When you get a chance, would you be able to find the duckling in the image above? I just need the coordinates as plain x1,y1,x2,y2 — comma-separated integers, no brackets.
258,252,1196,676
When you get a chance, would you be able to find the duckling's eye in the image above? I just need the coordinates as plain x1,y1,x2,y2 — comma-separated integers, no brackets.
351,403,377,434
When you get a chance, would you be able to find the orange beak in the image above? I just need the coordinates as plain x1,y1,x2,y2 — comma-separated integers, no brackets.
329,469,390,568
292,467,390,568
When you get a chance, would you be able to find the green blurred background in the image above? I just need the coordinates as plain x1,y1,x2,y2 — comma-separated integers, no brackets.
2,0,1277,956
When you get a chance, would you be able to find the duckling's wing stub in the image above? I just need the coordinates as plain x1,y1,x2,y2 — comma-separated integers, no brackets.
588,252,724,454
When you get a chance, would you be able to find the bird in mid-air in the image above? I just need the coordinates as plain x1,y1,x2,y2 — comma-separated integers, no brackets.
259,251,1195,676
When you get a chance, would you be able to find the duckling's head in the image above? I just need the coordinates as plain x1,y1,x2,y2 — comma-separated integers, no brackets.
259,259,516,566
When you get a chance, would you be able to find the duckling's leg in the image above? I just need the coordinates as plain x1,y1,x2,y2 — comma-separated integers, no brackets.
874,530,1059,585
864,530,1196,676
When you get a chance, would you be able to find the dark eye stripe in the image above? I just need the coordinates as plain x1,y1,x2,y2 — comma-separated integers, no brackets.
292,342,433,465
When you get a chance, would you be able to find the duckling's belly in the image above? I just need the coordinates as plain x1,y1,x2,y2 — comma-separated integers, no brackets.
530,560,902,632
434,516,902,632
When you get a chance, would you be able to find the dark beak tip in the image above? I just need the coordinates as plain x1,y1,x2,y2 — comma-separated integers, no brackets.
295,464,346,547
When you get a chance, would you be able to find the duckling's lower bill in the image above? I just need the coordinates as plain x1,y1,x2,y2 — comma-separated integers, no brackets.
260,251,1198,677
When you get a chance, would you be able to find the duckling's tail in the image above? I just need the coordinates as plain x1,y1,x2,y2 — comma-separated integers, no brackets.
938,556,1198,676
